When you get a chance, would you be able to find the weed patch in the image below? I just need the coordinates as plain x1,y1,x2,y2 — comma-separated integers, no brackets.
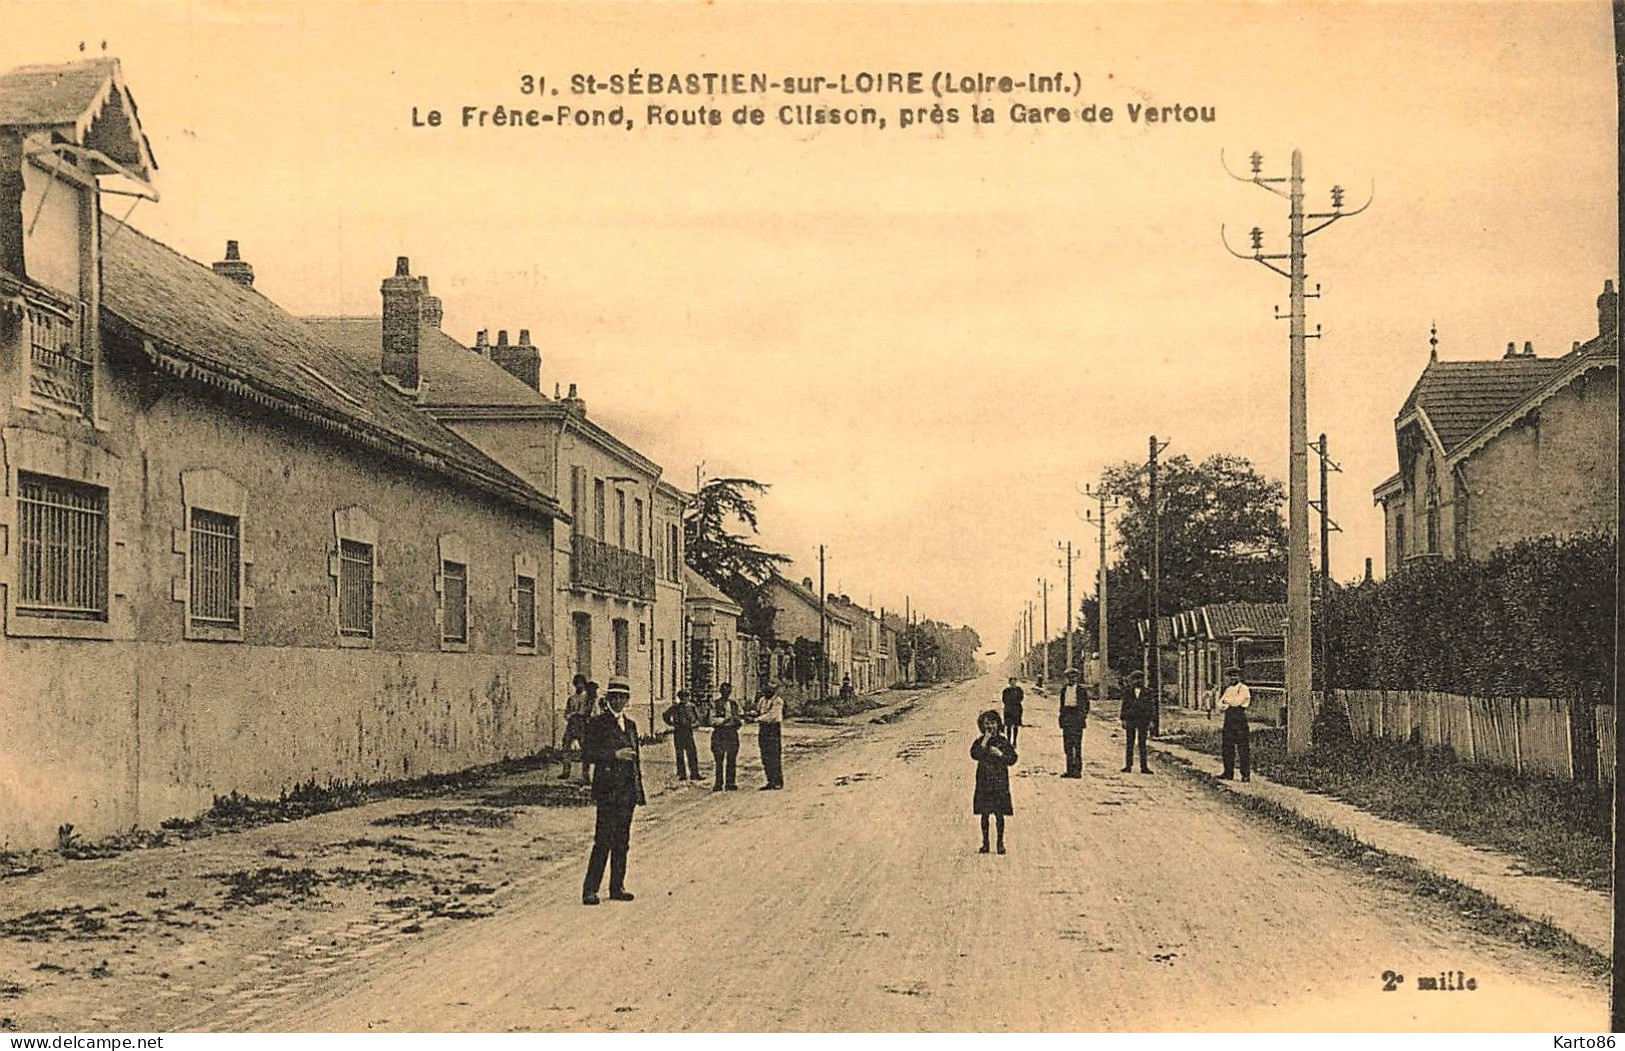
371,808,513,830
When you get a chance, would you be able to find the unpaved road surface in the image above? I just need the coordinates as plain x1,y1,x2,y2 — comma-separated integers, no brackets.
214,677,1604,1032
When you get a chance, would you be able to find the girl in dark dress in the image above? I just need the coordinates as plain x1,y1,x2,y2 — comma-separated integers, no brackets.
971,709,1017,854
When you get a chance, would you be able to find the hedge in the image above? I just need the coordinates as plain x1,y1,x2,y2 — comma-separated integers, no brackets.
1321,531,1616,704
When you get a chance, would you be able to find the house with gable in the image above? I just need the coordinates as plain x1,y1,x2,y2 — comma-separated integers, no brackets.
760,572,854,700
307,310,689,735
0,59,565,847
1373,283,1619,572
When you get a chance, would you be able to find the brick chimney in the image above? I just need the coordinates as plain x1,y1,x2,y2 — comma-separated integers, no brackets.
1503,341,1519,360
418,276,443,329
1523,341,1535,357
473,329,490,355
212,240,254,288
560,382,586,415
490,327,542,391
380,256,422,391
1599,279,1618,340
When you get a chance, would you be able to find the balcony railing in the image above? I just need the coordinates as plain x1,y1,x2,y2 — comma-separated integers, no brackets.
571,533,656,602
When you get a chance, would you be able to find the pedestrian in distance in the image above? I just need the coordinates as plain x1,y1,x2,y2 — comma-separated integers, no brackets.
709,681,743,792
838,675,855,702
581,677,645,905
754,681,785,790
971,709,1016,854
1217,667,1253,782
1001,676,1025,747
662,689,702,781
1120,670,1154,774
1056,668,1090,778
559,674,591,783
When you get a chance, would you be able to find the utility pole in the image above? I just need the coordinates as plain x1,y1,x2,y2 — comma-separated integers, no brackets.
818,545,828,701
1309,433,1342,585
1055,541,1083,678
1082,485,1122,699
1039,577,1050,686
1225,148,1369,755
1148,435,1168,736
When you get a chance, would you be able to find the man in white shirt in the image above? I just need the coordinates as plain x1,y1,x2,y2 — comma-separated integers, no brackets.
1057,669,1090,778
755,682,785,790
1217,668,1252,782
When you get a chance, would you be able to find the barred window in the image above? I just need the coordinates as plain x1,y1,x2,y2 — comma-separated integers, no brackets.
189,508,240,629
441,560,468,643
17,472,108,620
28,303,93,418
339,539,374,637
515,573,536,648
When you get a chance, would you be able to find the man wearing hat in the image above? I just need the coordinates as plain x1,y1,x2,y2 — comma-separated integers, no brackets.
1120,670,1155,774
1216,667,1253,781
1056,669,1090,777
581,677,646,905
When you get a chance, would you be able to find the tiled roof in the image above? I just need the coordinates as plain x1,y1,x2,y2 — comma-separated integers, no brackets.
99,216,563,519
684,567,740,611
1398,357,1571,453
304,318,549,410
0,59,155,179
1203,602,1287,639
769,573,855,624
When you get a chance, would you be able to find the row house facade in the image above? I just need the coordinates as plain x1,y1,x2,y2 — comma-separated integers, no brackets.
760,573,855,698
1373,282,1619,572
308,304,690,738
0,60,566,847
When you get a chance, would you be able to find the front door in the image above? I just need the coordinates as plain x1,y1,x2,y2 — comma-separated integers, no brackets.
573,612,593,681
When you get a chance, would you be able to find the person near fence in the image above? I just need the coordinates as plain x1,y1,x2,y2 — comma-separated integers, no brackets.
559,674,591,783
709,682,742,791
1217,668,1252,781
1120,671,1154,774
971,709,1016,854
754,682,785,790
581,678,645,905
662,689,702,781
1001,677,1025,747
1057,668,1090,778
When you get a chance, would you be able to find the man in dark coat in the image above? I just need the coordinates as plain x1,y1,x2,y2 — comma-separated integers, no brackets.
1120,670,1154,774
662,689,701,781
582,678,646,905
1001,677,1025,746
1056,668,1090,777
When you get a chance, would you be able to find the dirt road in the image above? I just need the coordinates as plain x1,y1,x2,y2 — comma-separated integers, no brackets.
239,677,1605,1032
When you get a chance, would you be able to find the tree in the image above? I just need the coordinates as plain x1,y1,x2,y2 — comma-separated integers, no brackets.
1083,453,1287,675
683,476,790,637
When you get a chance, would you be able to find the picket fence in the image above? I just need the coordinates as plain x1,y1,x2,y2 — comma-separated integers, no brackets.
1324,689,1615,785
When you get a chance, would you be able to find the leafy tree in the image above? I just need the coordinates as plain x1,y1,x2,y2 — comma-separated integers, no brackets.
683,476,790,636
1083,453,1287,674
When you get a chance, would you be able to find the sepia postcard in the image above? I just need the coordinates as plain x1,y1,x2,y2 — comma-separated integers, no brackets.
0,0,1618,1037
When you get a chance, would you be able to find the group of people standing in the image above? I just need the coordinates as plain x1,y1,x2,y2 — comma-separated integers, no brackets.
659,681,785,792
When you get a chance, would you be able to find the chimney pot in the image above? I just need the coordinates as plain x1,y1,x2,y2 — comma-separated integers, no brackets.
803,577,813,590
1523,341,1534,356
395,256,411,277
518,329,531,346
212,240,256,288
497,329,509,347
475,329,489,350
1599,278,1619,340
489,325,541,391
1504,341,1518,359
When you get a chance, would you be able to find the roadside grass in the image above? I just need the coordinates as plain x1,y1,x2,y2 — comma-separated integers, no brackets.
1170,726,1611,893
1161,752,1611,979
0,749,568,877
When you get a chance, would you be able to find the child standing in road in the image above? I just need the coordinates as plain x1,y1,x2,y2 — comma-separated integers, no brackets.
971,709,1016,854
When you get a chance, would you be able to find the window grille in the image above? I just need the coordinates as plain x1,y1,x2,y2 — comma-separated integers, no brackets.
28,303,93,417
441,560,468,643
17,472,108,620
339,539,374,637
516,573,536,648
190,508,241,628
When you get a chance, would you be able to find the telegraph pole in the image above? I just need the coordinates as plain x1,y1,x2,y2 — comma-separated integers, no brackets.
1224,148,1369,755
1039,577,1051,686
1056,540,1083,677
818,545,828,701
1082,486,1122,699
1148,435,1168,736
1310,433,1342,585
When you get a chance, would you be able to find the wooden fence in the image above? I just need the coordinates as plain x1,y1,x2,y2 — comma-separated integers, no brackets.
1324,689,1615,785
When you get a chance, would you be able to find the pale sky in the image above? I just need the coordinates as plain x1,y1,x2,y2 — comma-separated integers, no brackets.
6,2,1617,649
